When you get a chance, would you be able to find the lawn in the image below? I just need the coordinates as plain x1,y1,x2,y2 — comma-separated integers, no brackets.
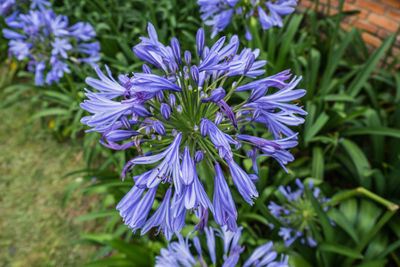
0,103,96,267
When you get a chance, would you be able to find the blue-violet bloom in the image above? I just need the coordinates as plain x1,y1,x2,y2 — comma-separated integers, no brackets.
80,22,306,239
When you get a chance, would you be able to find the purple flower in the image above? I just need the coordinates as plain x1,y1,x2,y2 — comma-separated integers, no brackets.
268,179,329,247
122,133,183,189
227,158,258,205
30,0,51,9
161,103,171,120
34,61,45,85
51,38,72,58
201,87,226,103
69,22,96,41
244,241,289,267
85,65,127,99
117,185,155,231
213,163,238,231
80,91,150,133
8,39,31,60
0,0,16,16
141,187,174,240
198,0,297,39
156,225,289,266
80,23,305,239
2,8,99,85
238,134,298,172
201,118,238,160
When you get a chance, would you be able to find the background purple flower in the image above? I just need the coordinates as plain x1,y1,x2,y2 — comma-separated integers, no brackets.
2,8,100,85
155,225,290,266
198,0,298,40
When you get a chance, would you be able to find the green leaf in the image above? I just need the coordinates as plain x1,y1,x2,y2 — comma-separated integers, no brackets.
102,239,154,265
357,200,381,237
30,108,70,121
242,213,271,227
376,239,400,259
343,127,400,139
328,208,359,244
339,139,371,187
75,210,118,222
312,147,324,180
305,186,335,242
323,94,355,102
348,35,395,97
319,242,364,259
353,260,388,267
305,112,329,145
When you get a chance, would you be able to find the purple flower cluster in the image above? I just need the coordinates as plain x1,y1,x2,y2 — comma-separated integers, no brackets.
156,226,290,267
198,0,298,40
2,8,100,85
268,179,329,247
1,0,50,16
80,22,306,239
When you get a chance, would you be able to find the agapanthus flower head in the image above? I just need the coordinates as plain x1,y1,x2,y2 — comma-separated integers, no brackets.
267,179,329,247
80,22,306,239
155,225,290,267
2,8,100,85
198,0,298,40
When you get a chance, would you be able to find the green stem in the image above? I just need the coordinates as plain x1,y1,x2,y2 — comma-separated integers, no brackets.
324,187,399,211
249,17,263,55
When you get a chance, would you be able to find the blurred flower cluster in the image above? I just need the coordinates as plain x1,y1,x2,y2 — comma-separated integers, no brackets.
0,0,50,16
80,22,306,240
198,0,298,40
156,226,289,267
1,1,99,85
268,179,329,247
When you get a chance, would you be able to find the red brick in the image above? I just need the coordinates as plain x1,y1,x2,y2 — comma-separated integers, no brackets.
354,20,378,33
341,23,353,32
300,0,312,8
362,32,383,47
368,13,399,32
343,3,368,19
388,9,400,22
355,0,386,14
319,0,339,7
377,28,392,39
382,0,400,8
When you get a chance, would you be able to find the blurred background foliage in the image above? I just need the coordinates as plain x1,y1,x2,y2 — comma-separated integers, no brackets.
1,0,400,266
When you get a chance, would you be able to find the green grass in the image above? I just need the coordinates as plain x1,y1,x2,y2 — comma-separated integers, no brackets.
0,103,96,266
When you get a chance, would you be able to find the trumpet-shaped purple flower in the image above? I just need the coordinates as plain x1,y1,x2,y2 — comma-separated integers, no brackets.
238,134,298,173
267,179,330,247
80,23,305,239
2,8,99,85
213,163,238,231
198,0,298,40
156,225,289,266
141,187,174,240
227,158,259,205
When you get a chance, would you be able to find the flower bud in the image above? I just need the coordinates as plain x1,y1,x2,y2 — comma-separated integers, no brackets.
215,112,223,125
142,64,152,74
171,37,181,65
184,50,191,65
169,94,176,108
161,103,171,120
195,150,204,163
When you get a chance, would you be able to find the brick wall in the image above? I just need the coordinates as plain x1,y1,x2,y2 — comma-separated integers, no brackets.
299,0,400,57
